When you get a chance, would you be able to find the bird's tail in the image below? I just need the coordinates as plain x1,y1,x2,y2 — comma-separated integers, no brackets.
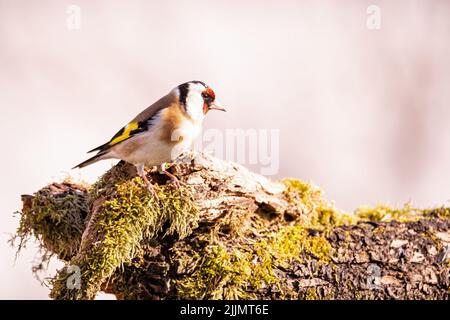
72,151,111,169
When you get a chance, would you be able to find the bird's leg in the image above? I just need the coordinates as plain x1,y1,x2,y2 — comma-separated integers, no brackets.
136,163,158,198
159,162,182,188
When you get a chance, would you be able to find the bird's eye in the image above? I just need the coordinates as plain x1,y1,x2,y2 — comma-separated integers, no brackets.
202,92,212,104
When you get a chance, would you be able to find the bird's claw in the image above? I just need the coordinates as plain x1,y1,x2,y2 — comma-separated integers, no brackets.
166,172,184,189
137,168,158,198
171,176,184,189
159,163,184,189
146,183,159,198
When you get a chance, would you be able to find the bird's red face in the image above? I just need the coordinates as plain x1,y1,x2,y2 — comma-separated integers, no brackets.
201,87,226,114
201,87,215,114
179,81,226,120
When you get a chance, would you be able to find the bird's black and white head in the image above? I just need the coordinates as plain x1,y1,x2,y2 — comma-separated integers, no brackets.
176,81,226,121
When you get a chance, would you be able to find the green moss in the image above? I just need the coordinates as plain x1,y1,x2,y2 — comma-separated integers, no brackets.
356,204,450,223
282,178,322,214
50,175,198,300
15,184,89,262
282,179,356,229
174,224,333,300
263,224,333,265
88,162,131,199
283,179,450,227
175,245,250,299
356,204,403,222
309,207,356,229
305,288,320,300
423,207,450,220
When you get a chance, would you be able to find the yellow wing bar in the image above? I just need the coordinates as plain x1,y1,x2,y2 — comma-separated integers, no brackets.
110,122,139,146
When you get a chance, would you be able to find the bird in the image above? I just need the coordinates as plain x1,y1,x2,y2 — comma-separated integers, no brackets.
73,80,226,195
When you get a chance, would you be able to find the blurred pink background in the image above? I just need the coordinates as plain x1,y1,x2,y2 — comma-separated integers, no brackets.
1,0,449,299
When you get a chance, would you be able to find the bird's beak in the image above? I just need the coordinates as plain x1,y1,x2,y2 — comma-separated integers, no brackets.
209,100,227,112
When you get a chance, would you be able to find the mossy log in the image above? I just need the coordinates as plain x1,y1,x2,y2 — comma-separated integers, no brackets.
16,152,450,299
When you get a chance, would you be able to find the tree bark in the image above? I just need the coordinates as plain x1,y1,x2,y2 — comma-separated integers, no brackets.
18,152,450,299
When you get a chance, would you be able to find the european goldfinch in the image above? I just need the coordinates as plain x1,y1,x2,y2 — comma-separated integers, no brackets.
73,81,226,193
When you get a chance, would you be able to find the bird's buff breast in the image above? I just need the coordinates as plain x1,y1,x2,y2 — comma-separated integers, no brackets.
112,118,201,167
